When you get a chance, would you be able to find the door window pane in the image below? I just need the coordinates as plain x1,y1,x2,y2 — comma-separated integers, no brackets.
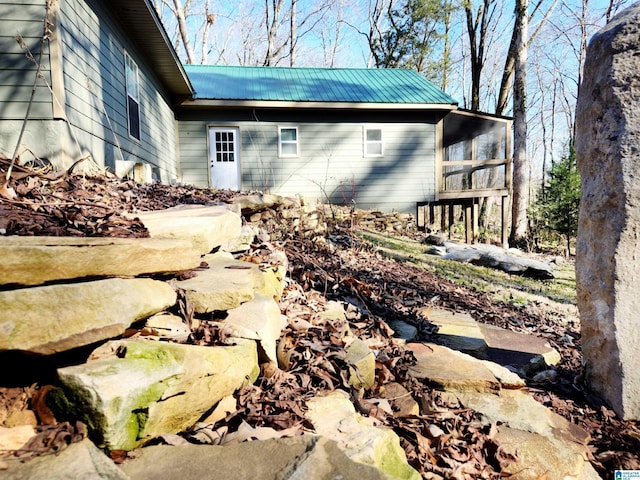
214,131,235,162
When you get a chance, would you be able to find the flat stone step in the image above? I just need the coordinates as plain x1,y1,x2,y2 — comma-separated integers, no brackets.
175,252,284,313
305,391,421,480
456,389,597,479
417,307,560,373
425,308,488,357
0,278,176,355
406,341,526,391
0,236,202,286
129,205,242,255
479,323,561,371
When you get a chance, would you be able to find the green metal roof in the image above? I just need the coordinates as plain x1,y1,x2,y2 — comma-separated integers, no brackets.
183,65,457,106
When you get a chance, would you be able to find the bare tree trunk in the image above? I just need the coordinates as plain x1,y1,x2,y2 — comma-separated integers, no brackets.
264,0,286,66
510,0,529,246
441,0,453,91
172,0,196,64
571,0,588,147
365,0,388,68
550,76,557,167
290,0,297,66
495,0,557,116
329,3,342,67
201,0,214,64
535,63,547,191
465,0,495,111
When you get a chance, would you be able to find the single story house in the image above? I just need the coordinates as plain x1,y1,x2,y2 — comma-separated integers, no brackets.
0,0,511,240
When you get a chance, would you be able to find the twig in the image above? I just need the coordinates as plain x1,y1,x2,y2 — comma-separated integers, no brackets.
7,5,53,184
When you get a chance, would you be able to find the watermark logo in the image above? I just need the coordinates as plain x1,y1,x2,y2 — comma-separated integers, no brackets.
616,471,640,480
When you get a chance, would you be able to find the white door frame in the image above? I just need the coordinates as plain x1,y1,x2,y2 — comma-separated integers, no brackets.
208,126,240,190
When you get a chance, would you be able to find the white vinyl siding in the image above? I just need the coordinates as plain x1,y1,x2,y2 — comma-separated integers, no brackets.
53,0,179,180
278,126,298,157
0,2,53,119
179,119,437,213
364,126,383,157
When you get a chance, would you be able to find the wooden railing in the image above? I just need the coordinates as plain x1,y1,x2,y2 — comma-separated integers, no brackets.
438,157,511,200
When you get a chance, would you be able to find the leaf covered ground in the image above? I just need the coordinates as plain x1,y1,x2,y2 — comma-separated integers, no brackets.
0,163,638,478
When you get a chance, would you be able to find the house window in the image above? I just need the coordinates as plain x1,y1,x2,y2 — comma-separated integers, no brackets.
279,127,298,157
125,52,141,140
364,126,383,156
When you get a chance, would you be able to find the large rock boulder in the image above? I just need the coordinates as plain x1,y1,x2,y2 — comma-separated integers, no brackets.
457,390,599,480
405,342,597,479
0,278,176,354
575,3,640,420
440,242,554,279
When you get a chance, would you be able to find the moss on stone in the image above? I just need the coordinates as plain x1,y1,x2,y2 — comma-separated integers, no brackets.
374,430,421,480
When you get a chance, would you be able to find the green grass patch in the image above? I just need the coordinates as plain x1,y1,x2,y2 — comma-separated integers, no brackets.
356,229,576,307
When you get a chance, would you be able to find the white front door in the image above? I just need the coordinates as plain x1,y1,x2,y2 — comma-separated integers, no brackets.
209,127,240,190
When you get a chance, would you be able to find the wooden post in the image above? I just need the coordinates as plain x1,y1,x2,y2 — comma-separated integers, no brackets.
448,204,455,239
441,204,447,234
472,199,479,243
465,202,472,244
501,195,509,248
416,204,425,231
429,204,436,230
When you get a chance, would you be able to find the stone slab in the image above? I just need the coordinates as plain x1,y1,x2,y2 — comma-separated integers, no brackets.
221,295,287,364
175,252,283,313
129,205,242,255
406,342,500,393
387,320,417,341
345,338,376,390
0,438,128,480
231,193,284,215
0,278,176,354
495,427,601,480
120,436,386,480
54,338,259,451
0,236,201,286
378,382,420,418
305,391,421,480
457,389,596,480
457,389,590,446
422,308,488,357
479,323,561,371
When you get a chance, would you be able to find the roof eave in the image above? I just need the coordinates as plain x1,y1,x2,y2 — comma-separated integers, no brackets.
107,0,194,98
180,99,458,110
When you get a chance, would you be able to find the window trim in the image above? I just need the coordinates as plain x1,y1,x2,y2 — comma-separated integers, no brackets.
363,125,384,157
278,126,299,158
124,51,141,141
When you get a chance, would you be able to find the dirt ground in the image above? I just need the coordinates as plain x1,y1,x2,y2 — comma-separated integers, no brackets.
0,162,638,478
